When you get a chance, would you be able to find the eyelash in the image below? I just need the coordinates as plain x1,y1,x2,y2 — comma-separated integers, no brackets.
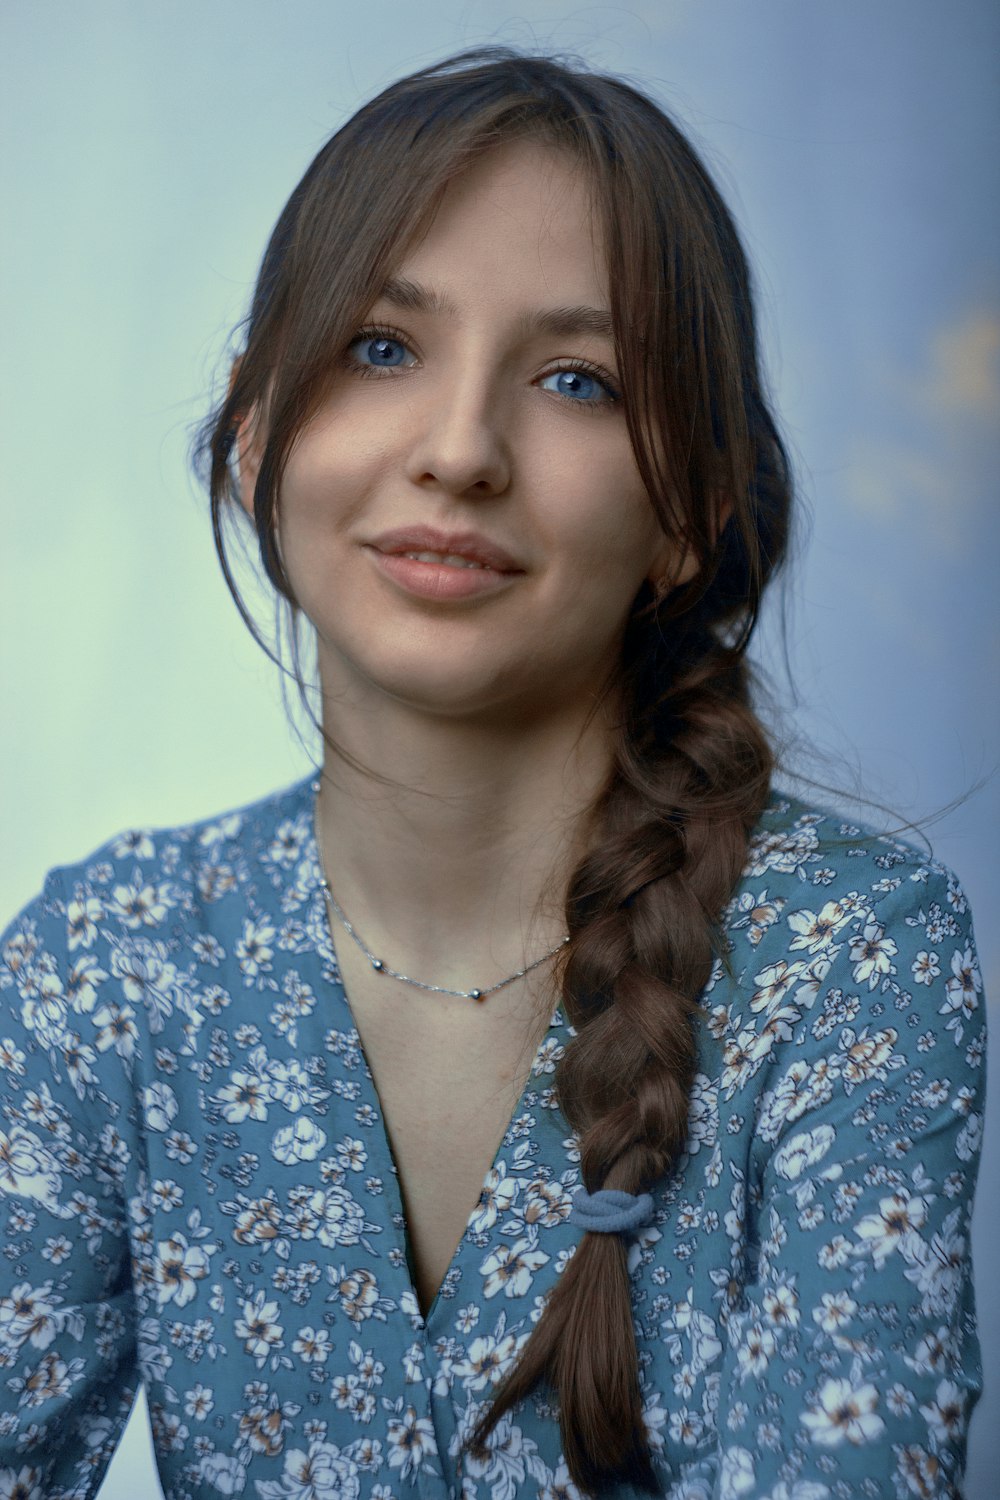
342,322,622,410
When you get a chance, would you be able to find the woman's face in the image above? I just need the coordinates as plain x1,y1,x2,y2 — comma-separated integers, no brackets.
240,139,684,725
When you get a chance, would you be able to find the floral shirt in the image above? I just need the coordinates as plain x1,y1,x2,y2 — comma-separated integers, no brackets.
0,774,986,1500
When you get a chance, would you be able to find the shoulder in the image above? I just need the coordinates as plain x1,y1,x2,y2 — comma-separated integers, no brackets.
0,773,318,1076
733,788,972,933
708,790,984,1081
3,771,317,938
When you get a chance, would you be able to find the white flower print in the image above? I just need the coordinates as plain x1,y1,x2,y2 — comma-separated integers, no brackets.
811,1291,857,1336
269,1057,321,1113
456,1326,525,1390
214,1065,273,1124
537,1457,585,1499
185,1382,215,1419
327,1266,383,1326
143,1080,178,1133
197,1451,248,1494
385,1403,437,1480
799,1377,885,1446
0,1125,62,1210
848,920,898,989
902,1218,968,1318
518,1177,572,1231
453,1404,543,1500
0,1281,59,1352
761,1281,800,1330
235,1291,284,1365
109,877,171,930
90,999,138,1058
853,1189,929,1269
732,889,785,946
236,918,276,985
718,1443,756,1496
746,819,820,877
265,819,309,872
838,1025,901,1091
918,1377,967,1443
64,952,107,1013
291,1326,331,1365
268,1439,361,1499
786,901,853,954
750,959,805,1014
272,1119,327,1166
12,1349,78,1407
771,1122,835,1184
941,944,981,1039
911,949,940,985
313,1185,366,1248
687,1074,719,1153
109,939,184,1033
154,1232,212,1309
479,1237,550,1298
66,894,103,952
469,1164,519,1235
735,1320,776,1380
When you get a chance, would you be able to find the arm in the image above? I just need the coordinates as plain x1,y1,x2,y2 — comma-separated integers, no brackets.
712,865,986,1500
0,870,138,1499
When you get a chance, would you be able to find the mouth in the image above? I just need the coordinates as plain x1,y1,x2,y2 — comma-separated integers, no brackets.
390,549,496,571
367,525,524,574
363,538,523,602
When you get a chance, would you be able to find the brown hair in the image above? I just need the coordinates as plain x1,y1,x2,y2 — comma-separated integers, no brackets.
197,47,792,1497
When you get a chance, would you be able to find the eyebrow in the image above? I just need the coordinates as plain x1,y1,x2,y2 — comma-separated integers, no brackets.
377,274,615,341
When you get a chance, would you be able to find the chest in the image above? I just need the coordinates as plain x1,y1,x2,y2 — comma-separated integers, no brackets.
334,948,555,1316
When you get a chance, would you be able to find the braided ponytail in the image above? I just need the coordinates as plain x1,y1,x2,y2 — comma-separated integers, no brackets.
465,631,775,1493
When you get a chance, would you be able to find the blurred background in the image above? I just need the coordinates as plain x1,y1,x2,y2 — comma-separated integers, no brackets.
1,1,996,1494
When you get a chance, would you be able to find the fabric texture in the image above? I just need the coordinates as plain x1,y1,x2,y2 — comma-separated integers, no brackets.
0,773,986,1500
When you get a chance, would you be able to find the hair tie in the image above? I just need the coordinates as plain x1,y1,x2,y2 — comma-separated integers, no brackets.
568,1187,655,1235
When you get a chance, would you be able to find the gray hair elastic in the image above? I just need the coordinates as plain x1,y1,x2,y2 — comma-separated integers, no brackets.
569,1187,655,1235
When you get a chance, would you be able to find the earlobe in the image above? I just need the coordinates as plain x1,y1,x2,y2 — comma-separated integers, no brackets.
649,539,700,601
648,489,734,598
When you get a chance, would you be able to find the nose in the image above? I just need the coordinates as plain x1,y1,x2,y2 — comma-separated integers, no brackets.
403,372,512,499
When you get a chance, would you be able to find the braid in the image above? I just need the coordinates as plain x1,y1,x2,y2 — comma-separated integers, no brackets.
466,638,773,1495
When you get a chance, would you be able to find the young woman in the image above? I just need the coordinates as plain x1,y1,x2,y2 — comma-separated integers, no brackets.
0,49,985,1500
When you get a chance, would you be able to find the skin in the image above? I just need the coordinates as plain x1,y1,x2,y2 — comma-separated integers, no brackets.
236,138,693,995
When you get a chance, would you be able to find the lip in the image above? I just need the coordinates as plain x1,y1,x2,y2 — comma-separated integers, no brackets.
365,547,521,602
367,525,523,574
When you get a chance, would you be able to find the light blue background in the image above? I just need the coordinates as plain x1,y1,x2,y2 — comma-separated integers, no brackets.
1,2,996,1494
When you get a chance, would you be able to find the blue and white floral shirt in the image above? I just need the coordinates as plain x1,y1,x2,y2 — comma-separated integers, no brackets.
0,774,986,1499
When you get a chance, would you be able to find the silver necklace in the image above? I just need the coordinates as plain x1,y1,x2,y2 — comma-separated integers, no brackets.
313,785,570,1003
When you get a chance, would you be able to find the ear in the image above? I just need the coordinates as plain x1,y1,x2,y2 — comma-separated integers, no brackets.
234,404,266,521
646,490,734,596
225,357,267,520
646,534,699,597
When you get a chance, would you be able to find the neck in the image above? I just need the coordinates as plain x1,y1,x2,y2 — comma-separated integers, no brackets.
314,692,616,992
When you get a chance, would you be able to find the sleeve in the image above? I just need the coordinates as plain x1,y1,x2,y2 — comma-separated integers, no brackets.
711,865,987,1500
0,869,138,1500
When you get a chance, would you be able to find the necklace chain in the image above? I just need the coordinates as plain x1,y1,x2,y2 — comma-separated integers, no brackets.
313,782,570,1003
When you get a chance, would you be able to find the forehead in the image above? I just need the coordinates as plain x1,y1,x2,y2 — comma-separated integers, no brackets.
389,139,608,307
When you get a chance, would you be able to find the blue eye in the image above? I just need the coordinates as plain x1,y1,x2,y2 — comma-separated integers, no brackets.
539,368,617,405
347,332,414,369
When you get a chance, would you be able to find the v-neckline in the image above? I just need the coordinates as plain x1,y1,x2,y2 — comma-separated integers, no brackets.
302,808,567,1327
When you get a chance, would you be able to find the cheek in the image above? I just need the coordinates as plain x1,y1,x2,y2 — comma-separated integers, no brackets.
281,396,401,517
542,447,662,585
277,434,374,557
